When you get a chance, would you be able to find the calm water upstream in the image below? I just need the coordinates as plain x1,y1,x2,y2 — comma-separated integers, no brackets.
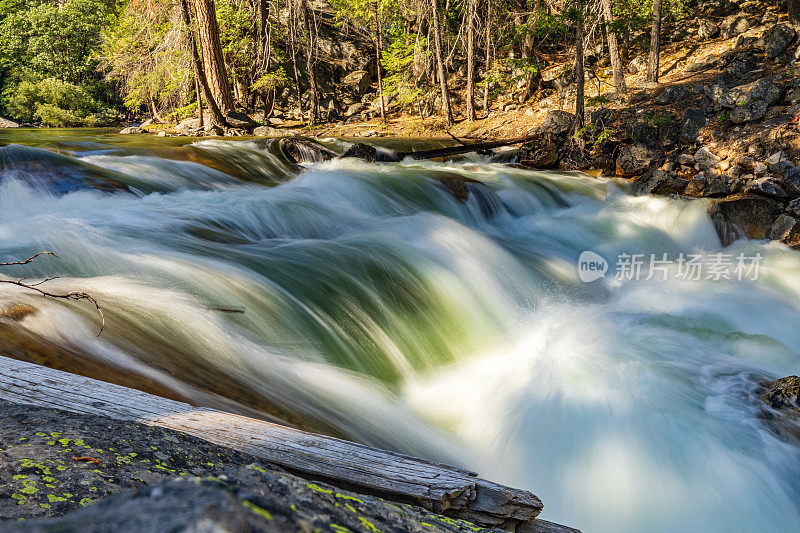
1,128,799,531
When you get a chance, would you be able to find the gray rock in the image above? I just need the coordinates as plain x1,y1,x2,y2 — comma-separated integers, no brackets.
769,214,800,240
628,56,648,74
655,86,687,105
698,20,720,39
704,175,731,197
782,167,800,198
695,147,721,169
745,177,788,198
616,143,661,176
252,125,286,137
765,24,798,59
635,169,689,195
680,109,708,143
119,126,144,134
730,78,783,123
789,197,800,215
708,193,784,246
519,137,559,169
720,15,749,39
537,110,575,137
685,173,708,196
345,102,366,116
760,376,800,411
342,70,372,95
175,117,202,135
0,116,20,128
225,111,256,130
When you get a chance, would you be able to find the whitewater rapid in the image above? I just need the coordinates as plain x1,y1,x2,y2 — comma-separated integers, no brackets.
1,132,799,531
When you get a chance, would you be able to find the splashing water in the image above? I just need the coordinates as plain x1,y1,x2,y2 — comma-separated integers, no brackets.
1,130,799,532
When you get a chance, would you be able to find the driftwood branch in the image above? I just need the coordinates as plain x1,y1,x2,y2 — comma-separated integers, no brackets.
0,252,104,335
0,356,580,531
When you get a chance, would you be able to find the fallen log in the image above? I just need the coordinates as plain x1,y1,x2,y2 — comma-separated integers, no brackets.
396,134,540,160
0,356,577,531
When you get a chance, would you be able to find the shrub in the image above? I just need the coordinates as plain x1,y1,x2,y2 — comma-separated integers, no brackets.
4,78,111,126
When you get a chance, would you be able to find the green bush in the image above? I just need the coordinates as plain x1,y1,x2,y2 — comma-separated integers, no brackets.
5,78,111,126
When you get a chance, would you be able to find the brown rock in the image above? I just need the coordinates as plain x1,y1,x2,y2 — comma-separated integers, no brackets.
707,193,783,246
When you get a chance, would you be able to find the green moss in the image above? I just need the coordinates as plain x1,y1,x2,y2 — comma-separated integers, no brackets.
330,525,351,533
48,494,68,503
336,493,363,503
79,498,94,506
58,438,70,446
306,483,333,495
47,441,56,446
39,503,51,509
242,500,273,520
35,432,47,437
358,517,381,532
12,474,28,480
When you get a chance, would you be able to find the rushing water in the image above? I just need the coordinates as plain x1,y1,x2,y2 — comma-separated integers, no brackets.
1,128,799,532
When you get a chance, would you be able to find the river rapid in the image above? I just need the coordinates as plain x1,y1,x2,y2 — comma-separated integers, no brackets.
1,129,799,532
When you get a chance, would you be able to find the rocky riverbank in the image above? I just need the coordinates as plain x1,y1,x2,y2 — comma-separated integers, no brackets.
0,399,573,532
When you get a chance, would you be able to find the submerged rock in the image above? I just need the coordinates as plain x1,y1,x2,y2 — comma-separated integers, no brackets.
278,138,337,165
0,144,131,195
760,376,800,412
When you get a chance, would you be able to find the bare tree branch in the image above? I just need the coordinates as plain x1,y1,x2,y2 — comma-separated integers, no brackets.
0,253,105,336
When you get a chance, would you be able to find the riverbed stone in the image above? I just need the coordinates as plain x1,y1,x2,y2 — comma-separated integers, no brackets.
119,126,144,134
616,143,661,177
0,117,20,128
708,193,784,246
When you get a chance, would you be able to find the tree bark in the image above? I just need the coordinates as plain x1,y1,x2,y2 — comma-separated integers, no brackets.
374,2,386,122
574,0,584,135
193,0,235,114
466,0,476,121
300,0,319,124
180,0,225,127
790,0,800,27
647,0,662,83
601,0,626,93
430,0,452,127
483,0,492,114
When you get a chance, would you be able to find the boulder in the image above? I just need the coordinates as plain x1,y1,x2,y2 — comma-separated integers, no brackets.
684,173,708,196
537,110,575,137
119,126,144,135
175,117,202,135
279,138,337,165
345,102,366,117
518,137,559,169
760,376,800,414
616,143,661,177
789,197,800,216
680,109,707,143
708,193,783,246
655,86,687,105
341,142,379,162
768,214,800,245
628,56,647,74
635,169,689,195
720,15,750,39
730,78,783,123
765,24,797,59
342,70,372,96
697,20,720,40
703,175,731,197
225,111,256,130
0,116,20,128
695,147,721,169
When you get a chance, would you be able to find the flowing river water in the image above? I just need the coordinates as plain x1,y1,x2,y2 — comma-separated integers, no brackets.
1,129,799,532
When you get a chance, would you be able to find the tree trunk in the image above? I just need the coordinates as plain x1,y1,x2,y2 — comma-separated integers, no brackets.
647,0,662,83
374,2,386,122
518,0,541,103
790,0,800,27
466,0,476,121
483,0,492,114
181,0,225,127
196,79,204,130
601,0,626,93
300,0,318,124
430,0,452,127
574,0,584,135
193,0,234,114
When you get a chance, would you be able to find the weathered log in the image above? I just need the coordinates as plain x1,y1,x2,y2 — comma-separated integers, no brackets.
396,135,540,160
0,356,576,531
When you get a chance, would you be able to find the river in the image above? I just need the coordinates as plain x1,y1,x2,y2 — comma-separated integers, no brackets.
1,129,799,532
